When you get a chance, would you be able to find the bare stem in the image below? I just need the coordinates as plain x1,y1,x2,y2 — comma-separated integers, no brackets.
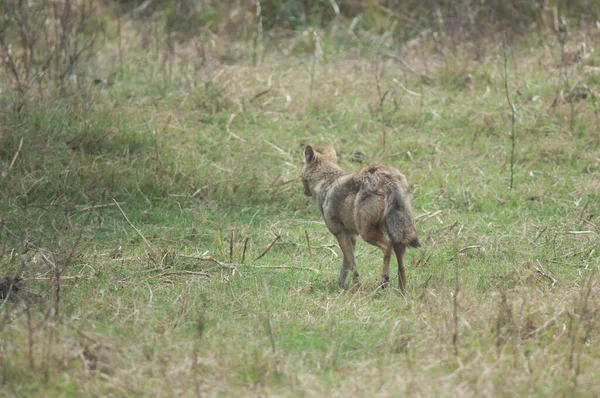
502,38,516,192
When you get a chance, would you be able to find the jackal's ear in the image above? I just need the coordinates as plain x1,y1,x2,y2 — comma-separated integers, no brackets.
322,145,337,161
304,146,316,163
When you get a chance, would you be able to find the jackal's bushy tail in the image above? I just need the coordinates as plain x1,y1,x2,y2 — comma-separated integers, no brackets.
385,184,421,248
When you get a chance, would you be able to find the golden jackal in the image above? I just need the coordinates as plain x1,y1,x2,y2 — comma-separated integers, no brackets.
301,145,420,293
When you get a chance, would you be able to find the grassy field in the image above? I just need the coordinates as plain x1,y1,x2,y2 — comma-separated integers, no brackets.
1,4,600,396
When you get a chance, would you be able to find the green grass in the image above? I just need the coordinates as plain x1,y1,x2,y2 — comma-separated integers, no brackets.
1,12,600,397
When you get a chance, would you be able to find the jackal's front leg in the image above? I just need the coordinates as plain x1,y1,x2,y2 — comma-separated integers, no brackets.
335,233,358,287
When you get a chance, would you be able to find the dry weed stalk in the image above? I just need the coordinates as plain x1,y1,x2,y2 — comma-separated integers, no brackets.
229,231,235,262
241,237,249,264
568,276,597,387
502,37,517,192
304,229,312,257
262,279,276,354
452,262,460,356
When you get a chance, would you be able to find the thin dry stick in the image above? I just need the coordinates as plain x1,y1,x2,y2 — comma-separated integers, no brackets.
449,245,481,261
453,263,460,356
250,88,271,102
458,245,482,253
26,300,34,369
246,265,320,273
304,230,312,256
8,137,24,171
1,223,49,253
434,221,458,234
262,279,276,353
534,259,558,287
155,271,210,278
533,226,548,243
241,237,249,264
74,202,119,212
40,252,61,321
385,53,431,81
579,218,599,234
27,276,88,281
173,253,236,270
64,321,122,353
229,231,235,262
255,235,280,260
503,37,517,192
527,308,566,338
415,210,443,222
113,199,152,249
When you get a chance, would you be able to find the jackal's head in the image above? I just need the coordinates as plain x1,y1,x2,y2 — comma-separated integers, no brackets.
301,145,339,197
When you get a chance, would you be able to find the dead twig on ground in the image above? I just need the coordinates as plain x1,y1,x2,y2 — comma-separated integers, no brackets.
449,246,482,261
27,276,89,281
8,137,24,172
173,253,237,270
113,199,152,250
534,260,558,287
527,308,566,338
255,235,280,260
155,271,210,278
245,265,320,273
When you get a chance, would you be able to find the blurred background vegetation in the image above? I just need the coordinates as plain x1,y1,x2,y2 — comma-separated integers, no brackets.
1,0,598,113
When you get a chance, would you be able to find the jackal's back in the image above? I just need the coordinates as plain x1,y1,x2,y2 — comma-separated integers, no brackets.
354,165,420,247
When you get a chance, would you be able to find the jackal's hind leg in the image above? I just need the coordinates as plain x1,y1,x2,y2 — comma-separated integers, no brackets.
335,232,358,288
393,243,407,294
361,229,392,288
